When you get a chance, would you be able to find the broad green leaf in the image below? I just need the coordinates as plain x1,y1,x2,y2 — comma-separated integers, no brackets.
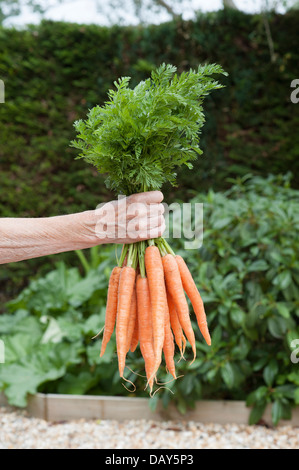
271,400,283,426
249,402,267,425
253,356,269,371
0,309,28,334
275,302,290,319
2,333,38,363
231,336,250,360
57,370,100,395
272,271,292,290
41,316,64,344
274,385,295,400
267,316,287,339
0,341,82,407
212,217,233,230
246,386,268,406
263,359,279,387
230,307,245,327
66,271,105,307
177,397,187,415
87,339,115,365
247,260,268,272
148,395,159,412
180,374,195,395
0,353,65,407
221,362,235,388
211,324,222,349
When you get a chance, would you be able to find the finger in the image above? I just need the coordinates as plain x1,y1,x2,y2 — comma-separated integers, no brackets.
136,220,166,241
147,203,165,218
126,202,165,222
137,214,164,232
126,201,148,219
126,191,164,205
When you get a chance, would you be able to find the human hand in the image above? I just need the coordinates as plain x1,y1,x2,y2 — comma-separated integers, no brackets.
80,191,166,246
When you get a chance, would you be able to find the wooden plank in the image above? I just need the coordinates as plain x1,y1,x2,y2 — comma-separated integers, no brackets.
159,400,252,425
1,392,299,426
43,394,299,426
46,394,163,422
0,392,8,406
46,394,104,422
0,392,47,419
27,393,47,420
101,396,163,421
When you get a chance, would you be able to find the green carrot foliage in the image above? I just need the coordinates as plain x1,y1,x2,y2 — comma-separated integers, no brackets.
71,63,227,195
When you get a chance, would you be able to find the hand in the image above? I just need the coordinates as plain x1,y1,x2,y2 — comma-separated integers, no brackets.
81,191,166,246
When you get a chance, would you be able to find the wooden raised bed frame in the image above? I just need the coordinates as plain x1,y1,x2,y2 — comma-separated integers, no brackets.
1,393,299,426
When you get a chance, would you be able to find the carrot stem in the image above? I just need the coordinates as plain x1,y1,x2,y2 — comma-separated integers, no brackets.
118,244,129,267
127,243,138,269
138,241,146,278
160,237,175,256
75,249,90,275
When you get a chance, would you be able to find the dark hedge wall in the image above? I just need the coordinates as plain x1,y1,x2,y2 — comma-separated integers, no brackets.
0,9,298,301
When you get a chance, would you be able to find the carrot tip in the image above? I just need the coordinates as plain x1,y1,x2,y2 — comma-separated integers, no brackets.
189,350,196,366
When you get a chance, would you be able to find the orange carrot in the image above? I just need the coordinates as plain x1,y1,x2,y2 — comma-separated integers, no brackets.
130,313,139,352
162,254,196,361
175,255,211,346
136,274,155,392
167,290,186,356
144,245,166,376
100,266,121,357
116,266,136,377
126,285,137,353
163,299,176,379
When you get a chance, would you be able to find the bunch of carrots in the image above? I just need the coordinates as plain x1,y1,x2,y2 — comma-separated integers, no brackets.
71,63,225,393
99,237,211,393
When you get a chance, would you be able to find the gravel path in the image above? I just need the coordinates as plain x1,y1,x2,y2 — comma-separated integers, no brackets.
0,405,298,449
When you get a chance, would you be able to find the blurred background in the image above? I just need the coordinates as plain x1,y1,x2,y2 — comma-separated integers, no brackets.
0,0,298,424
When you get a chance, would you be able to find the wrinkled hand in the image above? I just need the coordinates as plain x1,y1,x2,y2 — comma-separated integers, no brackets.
81,191,166,246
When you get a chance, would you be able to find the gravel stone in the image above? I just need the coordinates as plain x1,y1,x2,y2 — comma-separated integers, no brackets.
0,405,298,449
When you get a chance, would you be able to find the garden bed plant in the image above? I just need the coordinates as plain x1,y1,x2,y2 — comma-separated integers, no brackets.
1,174,298,426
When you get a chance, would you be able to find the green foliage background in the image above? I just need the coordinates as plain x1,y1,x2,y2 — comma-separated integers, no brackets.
1,175,298,425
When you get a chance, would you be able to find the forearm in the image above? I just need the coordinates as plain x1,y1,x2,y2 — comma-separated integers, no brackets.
0,211,98,264
0,191,165,265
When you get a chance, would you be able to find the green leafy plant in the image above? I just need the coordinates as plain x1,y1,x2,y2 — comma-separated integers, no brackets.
167,173,299,425
1,174,298,425
71,62,227,195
